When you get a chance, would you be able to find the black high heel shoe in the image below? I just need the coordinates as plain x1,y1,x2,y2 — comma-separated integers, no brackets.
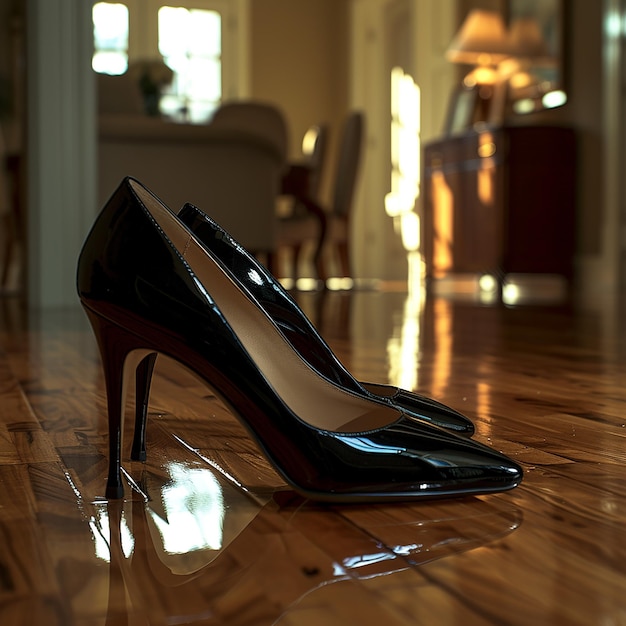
177,203,474,436
77,177,522,502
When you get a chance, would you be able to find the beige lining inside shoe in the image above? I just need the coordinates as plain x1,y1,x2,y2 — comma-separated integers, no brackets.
131,180,402,433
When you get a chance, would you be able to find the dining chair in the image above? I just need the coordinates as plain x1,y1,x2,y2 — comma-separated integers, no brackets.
278,111,364,283
301,123,328,204
280,123,328,221
205,100,288,268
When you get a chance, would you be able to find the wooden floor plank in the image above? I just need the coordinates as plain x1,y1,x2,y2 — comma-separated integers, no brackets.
0,288,624,625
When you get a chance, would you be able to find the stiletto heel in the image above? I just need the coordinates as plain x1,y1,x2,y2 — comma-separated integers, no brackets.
84,308,155,498
178,203,475,436
78,177,522,502
132,353,157,462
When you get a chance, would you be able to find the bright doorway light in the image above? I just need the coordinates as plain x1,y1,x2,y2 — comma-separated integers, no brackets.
385,67,422,291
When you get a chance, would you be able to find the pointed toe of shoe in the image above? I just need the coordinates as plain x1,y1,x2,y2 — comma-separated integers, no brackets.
291,415,522,502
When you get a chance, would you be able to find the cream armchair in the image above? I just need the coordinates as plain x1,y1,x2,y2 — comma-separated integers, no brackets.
97,95,288,257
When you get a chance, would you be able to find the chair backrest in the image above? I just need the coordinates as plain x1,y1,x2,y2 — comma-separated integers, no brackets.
199,101,290,253
331,112,364,218
210,100,288,164
301,124,328,200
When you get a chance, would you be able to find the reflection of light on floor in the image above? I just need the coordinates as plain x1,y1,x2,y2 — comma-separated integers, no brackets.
479,274,498,293
294,277,322,291
474,381,493,439
430,274,568,306
478,274,500,305
503,274,569,305
432,298,452,399
150,462,225,555
502,283,521,303
341,551,397,571
88,462,226,569
387,289,423,392
327,277,355,291
91,505,135,563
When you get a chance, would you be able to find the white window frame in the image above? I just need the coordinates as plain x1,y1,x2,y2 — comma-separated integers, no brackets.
94,0,248,113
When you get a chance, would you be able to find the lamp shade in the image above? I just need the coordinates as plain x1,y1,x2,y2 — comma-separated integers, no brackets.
446,10,511,65
508,17,549,58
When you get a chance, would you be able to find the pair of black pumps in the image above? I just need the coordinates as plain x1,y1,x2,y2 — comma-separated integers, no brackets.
77,178,523,502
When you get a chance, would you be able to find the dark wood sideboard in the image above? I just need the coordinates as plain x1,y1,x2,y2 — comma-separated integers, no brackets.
422,125,576,284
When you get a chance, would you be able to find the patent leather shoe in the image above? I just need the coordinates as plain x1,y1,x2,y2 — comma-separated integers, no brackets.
178,202,474,436
77,177,523,502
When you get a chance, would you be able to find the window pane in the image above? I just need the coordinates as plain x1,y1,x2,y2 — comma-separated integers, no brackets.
188,9,221,56
159,94,182,118
92,2,129,75
188,100,218,124
158,7,189,57
158,6,222,123
187,58,221,100
159,7,221,57
92,51,128,75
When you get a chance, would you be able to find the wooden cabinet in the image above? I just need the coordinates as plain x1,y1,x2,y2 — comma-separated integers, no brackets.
422,126,576,282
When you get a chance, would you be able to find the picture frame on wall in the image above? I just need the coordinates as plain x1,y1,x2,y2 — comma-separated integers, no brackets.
505,0,565,107
443,85,479,135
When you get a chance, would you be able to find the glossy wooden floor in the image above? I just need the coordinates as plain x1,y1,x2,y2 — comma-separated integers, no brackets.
0,280,625,625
